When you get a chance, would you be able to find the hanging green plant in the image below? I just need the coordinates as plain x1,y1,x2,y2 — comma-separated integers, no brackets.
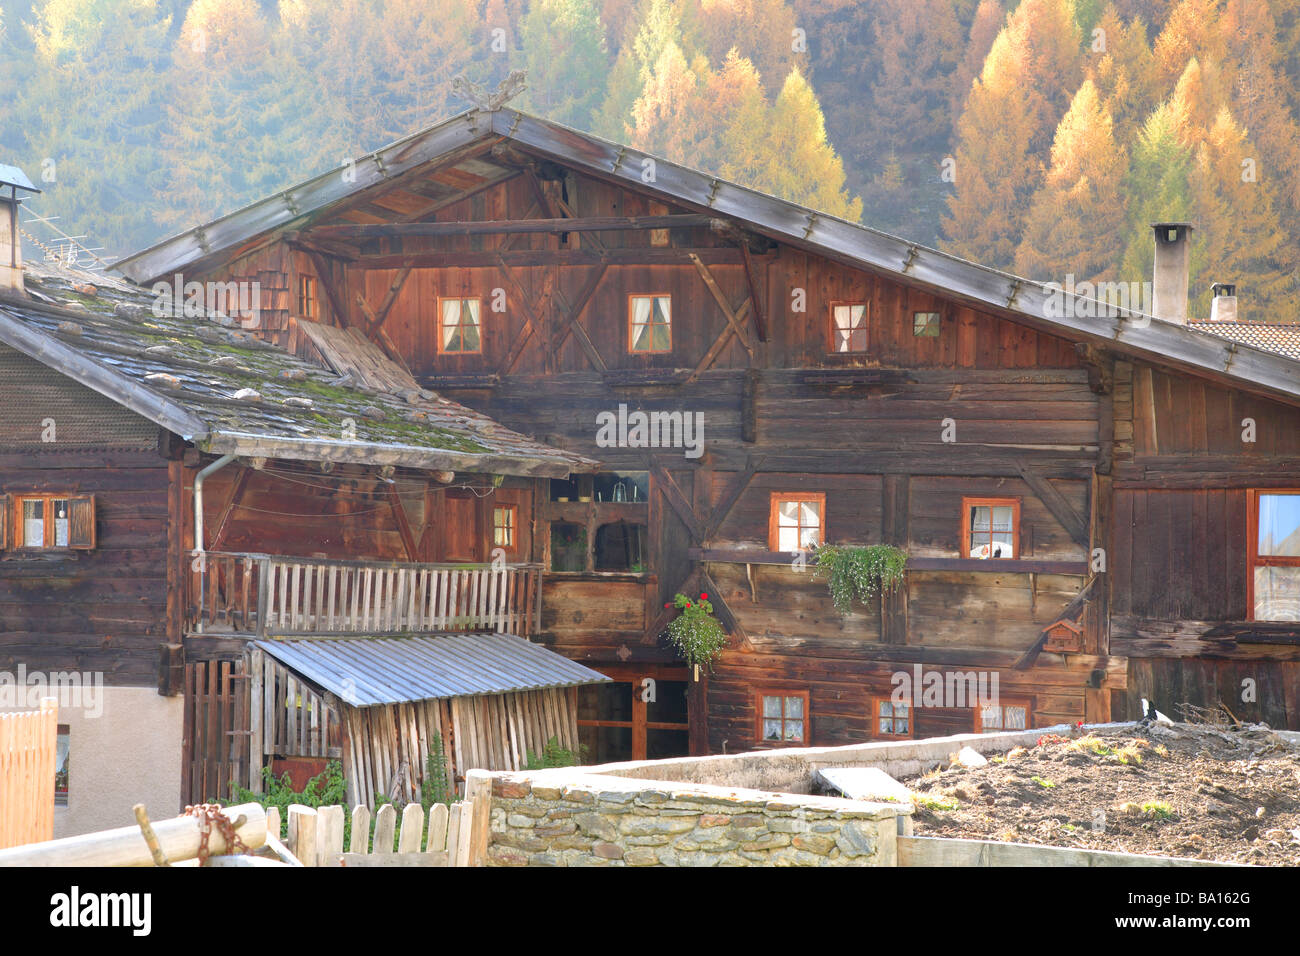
812,544,908,614
663,591,727,671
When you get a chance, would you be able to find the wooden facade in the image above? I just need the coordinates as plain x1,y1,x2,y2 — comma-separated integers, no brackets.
8,107,1300,805
158,124,1300,751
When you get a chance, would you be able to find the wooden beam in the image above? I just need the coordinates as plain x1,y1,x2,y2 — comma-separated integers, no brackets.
388,485,419,562
688,548,1088,575
740,245,768,343
359,266,413,342
701,457,762,543
308,215,713,240
1016,460,1090,549
650,463,704,542
1014,575,1098,670
210,467,252,551
494,256,551,377
685,300,752,384
880,475,910,645
351,248,746,269
547,264,609,373
689,252,753,356
303,250,351,330
700,569,753,653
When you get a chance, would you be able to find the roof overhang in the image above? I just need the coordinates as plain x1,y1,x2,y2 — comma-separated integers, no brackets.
110,107,1300,408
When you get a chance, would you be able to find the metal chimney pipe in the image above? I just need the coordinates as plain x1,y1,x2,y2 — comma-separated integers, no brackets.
1151,222,1193,324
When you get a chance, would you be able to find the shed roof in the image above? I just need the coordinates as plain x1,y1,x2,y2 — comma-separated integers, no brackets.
112,106,1300,408
0,260,595,477
253,633,610,707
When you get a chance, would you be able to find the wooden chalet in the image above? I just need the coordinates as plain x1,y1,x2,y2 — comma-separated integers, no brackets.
0,245,605,831
6,99,1300,828
108,107,1300,756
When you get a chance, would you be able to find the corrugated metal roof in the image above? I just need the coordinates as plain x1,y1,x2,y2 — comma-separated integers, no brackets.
253,633,610,707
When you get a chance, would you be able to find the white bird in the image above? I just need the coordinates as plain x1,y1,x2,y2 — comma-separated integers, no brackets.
1140,697,1174,725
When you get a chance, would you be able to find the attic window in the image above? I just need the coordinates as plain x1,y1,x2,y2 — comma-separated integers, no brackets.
629,295,671,353
830,302,868,353
913,311,941,337
962,497,1019,559
298,274,317,319
8,494,95,550
439,298,482,354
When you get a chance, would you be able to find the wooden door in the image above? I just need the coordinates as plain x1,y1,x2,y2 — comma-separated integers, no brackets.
180,658,249,807
442,491,482,562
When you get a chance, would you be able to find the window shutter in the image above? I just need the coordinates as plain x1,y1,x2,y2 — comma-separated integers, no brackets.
67,495,96,550
0,494,8,549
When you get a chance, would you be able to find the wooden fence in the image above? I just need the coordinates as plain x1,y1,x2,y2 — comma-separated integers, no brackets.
0,699,58,849
182,659,250,805
191,552,543,638
267,770,492,867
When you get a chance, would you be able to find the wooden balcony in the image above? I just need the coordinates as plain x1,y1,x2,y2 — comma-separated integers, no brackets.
188,552,543,639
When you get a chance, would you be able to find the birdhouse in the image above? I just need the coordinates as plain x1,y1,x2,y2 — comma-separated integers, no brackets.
1043,619,1083,653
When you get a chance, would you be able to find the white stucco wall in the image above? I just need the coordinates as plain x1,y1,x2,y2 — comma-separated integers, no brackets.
1,684,182,839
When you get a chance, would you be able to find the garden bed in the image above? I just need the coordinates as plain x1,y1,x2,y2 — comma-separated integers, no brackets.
901,721,1300,865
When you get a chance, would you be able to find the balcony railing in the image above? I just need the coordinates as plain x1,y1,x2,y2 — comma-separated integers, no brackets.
189,552,543,638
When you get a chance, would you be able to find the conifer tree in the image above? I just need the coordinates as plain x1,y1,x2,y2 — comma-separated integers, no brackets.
1015,79,1128,283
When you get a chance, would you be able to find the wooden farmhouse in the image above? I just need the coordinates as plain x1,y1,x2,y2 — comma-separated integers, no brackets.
4,106,1300,831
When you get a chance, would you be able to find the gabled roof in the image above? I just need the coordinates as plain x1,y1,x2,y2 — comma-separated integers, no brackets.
0,259,595,477
1188,321,1300,362
113,107,1300,407
254,633,609,707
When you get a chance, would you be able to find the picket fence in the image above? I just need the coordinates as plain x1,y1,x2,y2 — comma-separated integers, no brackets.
0,699,58,850
267,769,492,867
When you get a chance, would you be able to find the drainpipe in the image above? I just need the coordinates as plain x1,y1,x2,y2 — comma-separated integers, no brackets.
193,454,236,632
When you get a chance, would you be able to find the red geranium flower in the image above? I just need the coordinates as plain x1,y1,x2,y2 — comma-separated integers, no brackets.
700,593,709,599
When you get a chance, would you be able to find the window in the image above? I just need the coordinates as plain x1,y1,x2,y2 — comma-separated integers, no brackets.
11,494,94,550
438,297,482,354
629,294,671,353
55,725,69,807
550,521,587,572
830,302,869,353
297,274,317,318
913,311,941,337
492,505,517,551
757,691,808,745
1249,490,1300,621
874,698,911,738
768,492,825,552
594,522,647,571
977,699,1030,733
962,497,1019,559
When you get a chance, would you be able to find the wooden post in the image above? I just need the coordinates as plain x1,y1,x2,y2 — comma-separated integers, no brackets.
373,803,396,854
287,805,318,868
0,801,266,867
317,804,345,867
445,802,464,865
427,803,449,855
349,805,370,854
398,803,424,854
248,647,263,792
464,770,493,867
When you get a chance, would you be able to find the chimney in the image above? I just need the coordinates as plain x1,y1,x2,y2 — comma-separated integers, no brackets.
0,164,41,295
1151,222,1193,324
1210,282,1238,323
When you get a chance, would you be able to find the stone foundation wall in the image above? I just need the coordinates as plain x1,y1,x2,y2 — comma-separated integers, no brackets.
486,771,908,867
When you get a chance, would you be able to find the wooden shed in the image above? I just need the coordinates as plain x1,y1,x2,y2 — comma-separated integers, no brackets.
246,633,608,807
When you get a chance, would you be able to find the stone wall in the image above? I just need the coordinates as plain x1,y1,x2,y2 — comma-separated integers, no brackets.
486,771,909,867
579,723,1140,793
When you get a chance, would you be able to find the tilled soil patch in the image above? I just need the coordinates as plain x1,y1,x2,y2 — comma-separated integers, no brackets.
899,723,1300,865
